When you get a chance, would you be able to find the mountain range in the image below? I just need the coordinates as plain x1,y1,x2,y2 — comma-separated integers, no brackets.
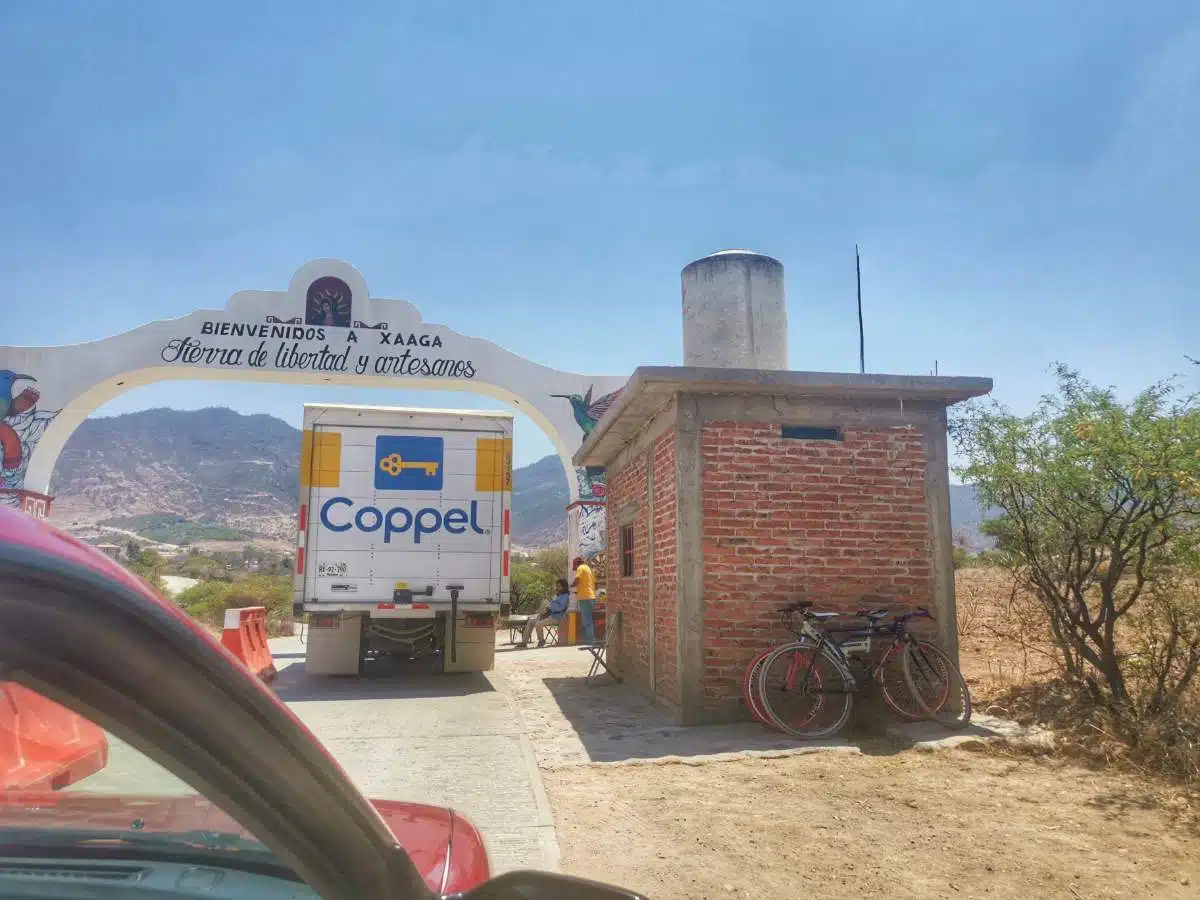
47,407,993,549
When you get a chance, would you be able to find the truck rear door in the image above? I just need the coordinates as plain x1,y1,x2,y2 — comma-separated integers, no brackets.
302,423,509,612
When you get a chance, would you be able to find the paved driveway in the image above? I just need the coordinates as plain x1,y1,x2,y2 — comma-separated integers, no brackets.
269,636,558,874
73,635,559,875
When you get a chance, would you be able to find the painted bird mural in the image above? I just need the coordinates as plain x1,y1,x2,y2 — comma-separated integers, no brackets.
551,384,622,496
0,371,40,471
550,384,622,437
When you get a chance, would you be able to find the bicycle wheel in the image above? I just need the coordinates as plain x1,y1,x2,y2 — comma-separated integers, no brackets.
876,642,933,722
901,640,972,730
757,641,853,740
742,648,780,730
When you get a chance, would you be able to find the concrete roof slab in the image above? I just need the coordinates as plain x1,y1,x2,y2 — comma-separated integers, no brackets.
574,366,993,467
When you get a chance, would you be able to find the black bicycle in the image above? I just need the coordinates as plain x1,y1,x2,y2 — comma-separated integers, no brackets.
754,601,972,739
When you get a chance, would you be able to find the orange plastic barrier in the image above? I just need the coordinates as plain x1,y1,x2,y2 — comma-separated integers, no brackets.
221,607,277,682
0,683,109,790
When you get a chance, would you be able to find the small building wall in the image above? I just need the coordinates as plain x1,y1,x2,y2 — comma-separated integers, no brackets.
604,427,680,711
605,450,650,685
582,372,983,727
696,420,933,719
651,430,679,707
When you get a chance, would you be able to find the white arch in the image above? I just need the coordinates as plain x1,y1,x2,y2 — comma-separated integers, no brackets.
0,259,626,556
24,367,588,500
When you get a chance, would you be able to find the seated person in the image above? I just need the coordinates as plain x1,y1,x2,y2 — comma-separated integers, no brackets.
518,579,570,648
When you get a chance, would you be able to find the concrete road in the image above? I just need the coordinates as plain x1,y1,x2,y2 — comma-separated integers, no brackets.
73,635,559,875
269,635,558,874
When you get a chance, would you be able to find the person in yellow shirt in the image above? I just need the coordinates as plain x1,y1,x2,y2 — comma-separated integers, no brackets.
571,555,597,644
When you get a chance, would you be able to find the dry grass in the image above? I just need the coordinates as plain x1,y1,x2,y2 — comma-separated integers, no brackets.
546,747,1200,899
955,568,1200,817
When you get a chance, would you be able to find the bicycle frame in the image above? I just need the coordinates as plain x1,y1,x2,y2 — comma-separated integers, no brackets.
781,607,935,696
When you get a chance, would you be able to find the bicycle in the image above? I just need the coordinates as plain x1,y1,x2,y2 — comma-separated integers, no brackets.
741,602,885,731
754,601,971,739
741,603,876,731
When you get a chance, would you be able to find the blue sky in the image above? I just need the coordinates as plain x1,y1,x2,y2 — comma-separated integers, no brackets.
3,1,1197,469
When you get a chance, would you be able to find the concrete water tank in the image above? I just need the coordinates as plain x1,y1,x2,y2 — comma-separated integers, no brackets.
681,249,788,370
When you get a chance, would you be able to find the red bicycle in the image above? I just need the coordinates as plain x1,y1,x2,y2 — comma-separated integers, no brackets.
746,601,971,739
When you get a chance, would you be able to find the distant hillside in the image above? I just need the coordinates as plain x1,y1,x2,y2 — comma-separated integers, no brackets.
950,483,1000,551
511,453,569,547
51,408,302,541
50,407,571,546
48,406,994,549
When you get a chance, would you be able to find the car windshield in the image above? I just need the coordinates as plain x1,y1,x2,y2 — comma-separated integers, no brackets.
7,4,1200,897
0,683,292,877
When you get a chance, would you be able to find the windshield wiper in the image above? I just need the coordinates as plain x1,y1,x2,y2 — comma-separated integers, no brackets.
0,828,261,852
0,828,300,880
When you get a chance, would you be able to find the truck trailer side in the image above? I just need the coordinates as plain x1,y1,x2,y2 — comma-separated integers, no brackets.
293,403,512,675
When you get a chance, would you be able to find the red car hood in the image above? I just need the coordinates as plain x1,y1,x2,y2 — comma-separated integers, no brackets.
0,791,488,895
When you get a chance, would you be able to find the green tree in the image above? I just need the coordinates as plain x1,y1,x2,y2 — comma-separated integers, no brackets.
532,546,568,579
510,558,556,614
176,575,294,636
128,547,168,594
178,552,231,582
951,365,1200,712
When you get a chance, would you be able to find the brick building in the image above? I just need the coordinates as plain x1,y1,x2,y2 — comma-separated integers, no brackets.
574,366,992,726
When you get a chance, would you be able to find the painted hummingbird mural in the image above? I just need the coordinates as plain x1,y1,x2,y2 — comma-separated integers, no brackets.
550,384,622,437
0,371,41,471
551,384,622,499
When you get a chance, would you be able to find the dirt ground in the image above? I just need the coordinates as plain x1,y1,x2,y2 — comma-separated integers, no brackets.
515,569,1199,900
543,747,1198,900
953,568,1060,706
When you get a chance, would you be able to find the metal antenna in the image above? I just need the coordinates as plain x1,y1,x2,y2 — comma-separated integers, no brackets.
856,244,865,374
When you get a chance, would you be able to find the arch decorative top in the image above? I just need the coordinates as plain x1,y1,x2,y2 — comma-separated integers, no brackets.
0,260,627,551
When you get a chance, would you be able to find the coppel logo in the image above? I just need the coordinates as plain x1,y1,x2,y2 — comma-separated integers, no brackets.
319,497,488,544
374,435,443,491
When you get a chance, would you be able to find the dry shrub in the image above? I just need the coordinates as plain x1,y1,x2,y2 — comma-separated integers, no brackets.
175,575,295,637
956,566,1200,795
955,577,989,639
992,675,1200,817
982,580,1199,792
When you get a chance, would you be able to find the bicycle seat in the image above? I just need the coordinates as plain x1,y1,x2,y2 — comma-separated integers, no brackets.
856,608,890,620
781,602,813,615
806,611,840,621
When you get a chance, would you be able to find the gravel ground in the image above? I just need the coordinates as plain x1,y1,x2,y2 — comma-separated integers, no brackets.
495,637,1199,900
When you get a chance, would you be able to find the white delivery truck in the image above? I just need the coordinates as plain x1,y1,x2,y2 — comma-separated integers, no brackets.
292,403,512,675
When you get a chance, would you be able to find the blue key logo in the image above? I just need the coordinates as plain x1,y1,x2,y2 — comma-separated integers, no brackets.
374,436,444,491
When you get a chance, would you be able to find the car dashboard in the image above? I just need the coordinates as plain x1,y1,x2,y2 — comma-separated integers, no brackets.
0,858,322,899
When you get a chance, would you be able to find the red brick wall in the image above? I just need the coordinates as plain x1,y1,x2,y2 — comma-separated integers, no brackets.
604,450,649,685
602,430,679,708
651,431,678,706
699,421,932,716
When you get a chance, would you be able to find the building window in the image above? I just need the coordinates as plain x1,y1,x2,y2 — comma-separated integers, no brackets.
619,525,634,577
781,425,842,441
